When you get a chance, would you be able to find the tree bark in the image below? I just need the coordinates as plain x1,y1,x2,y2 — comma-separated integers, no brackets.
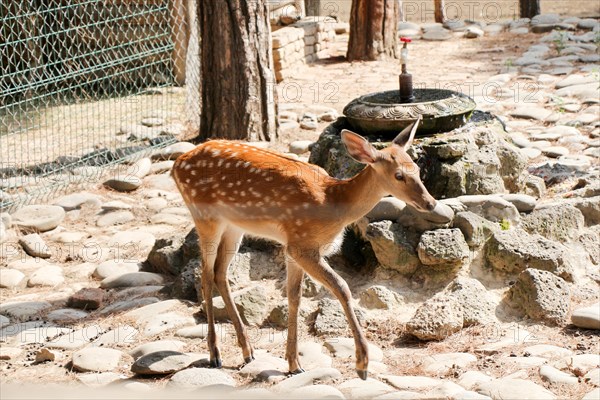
519,0,541,18
197,0,277,141
434,0,446,23
347,0,399,62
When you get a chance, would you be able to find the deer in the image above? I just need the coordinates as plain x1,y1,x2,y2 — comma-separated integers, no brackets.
172,116,436,380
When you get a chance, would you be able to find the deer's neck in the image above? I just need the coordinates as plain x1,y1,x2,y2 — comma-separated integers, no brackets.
326,166,386,225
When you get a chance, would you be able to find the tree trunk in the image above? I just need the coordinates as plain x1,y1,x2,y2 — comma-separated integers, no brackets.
434,0,446,23
347,0,399,62
519,0,541,18
197,0,277,141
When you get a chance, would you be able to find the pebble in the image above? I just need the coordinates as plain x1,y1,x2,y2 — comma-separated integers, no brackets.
0,269,26,289
131,350,195,375
130,340,186,359
96,210,135,227
542,146,570,158
139,312,195,336
477,378,555,399
100,272,166,289
584,147,600,158
101,201,133,211
523,344,573,359
35,348,58,363
72,347,125,372
99,297,160,316
238,353,288,381
318,110,339,122
27,265,64,287
289,385,345,399
94,260,140,280
167,367,235,390
339,378,396,398
145,197,168,211
124,299,182,320
457,371,493,390
583,388,600,400
465,26,484,38
150,213,190,225
52,192,101,211
90,325,139,347
366,197,406,221
297,341,333,369
77,372,127,387
421,352,477,375
0,347,23,360
11,205,66,232
289,140,313,155
47,308,89,322
510,106,553,121
175,324,210,339
539,365,579,385
19,233,52,258
274,368,342,392
500,194,537,212
423,29,452,40
0,315,9,328
152,142,196,161
381,375,444,390
571,303,600,330
103,176,142,192
141,117,164,127
44,327,96,350
500,356,547,368
108,229,156,251
300,120,318,130
424,381,466,398
324,337,384,362
150,160,175,174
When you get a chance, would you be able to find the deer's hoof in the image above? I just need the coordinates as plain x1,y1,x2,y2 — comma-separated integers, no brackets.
210,358,222,369
290,368,305,375
244,355,255,364
356,369,368,380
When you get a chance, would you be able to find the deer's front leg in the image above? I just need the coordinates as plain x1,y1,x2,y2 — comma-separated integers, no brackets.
291,247,369,380
285,256,305,374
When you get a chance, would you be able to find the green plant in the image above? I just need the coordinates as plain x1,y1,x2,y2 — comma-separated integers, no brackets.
553,30,568,55
499,219,510,231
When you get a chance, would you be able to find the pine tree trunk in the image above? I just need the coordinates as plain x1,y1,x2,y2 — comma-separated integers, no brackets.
347,0,399,62
434,0,446,23
520,0,541,18
197,0,277,141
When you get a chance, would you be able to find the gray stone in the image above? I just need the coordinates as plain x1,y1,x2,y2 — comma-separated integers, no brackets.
458,195,520,225
339,378,396,398
571,303,600,330
366,197,406,222
542,146,569,158
90,325,139,347
131,350,194,375
150,160,175,174
485,229,571,278
300,120,318,130
211,285,268,326
19,233,52,258
578,18,600,30
27,265,64,287
570,197,600,226
167,367,235,389
364,220,420,275
273,368,342,392
100,272,166,288
500,194,537,212
94,260,140,280
510,106,553,121
108,229,156,252
359,285,403,309
539,365,579,385
319,110,339,122
47,308,88,322
423,29,452,41
554,354,600,375
521,203,584,241
103,176,142,192
417,228,469,268
509,268,571,326
289,140,313,155
72,347,125,372
101,200,133,211
465,26,484,38
406,295,464,341
453,211,498,249
152,142,196,161
96,210,135,227
0,315,10,328
555,74,598,89
130,340,186,359
52,192,102,211
324,337,384,362
531,14,561,25
447,278,496,326
314,298,366,335
477,379,555,399
12,205,65,232
0,269,26,289
457,371,494,390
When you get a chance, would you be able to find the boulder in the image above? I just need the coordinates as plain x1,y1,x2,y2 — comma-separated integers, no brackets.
571,303,600,330
509,268,571,326
416,228,470,268
11,205,65,232
457,195,520,226
359,285,403,310
446,278,496,326
314,298,366,335
453,211,498,248
521,203,584,242
211,286,268,326
406,295,464,341
364,221,420,274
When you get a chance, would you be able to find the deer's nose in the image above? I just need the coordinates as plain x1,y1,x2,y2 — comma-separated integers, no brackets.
426,200,437,211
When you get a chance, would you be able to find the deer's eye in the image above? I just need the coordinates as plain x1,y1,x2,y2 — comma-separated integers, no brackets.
395,172,404,181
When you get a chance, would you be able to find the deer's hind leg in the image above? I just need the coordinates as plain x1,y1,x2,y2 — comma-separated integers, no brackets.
285,254,305,374
213,226,255,364
195,219,226,368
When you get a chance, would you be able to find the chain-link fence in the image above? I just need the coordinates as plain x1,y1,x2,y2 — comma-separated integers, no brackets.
0,0,199,212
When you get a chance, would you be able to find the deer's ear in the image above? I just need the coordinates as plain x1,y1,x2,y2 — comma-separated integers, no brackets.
393,115,422,150
341,129,379,164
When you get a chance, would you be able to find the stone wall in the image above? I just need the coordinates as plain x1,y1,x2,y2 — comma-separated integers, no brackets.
272,17,337,82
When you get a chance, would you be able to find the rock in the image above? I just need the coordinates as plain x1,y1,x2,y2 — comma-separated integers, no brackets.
584,369,600,386
152,142,196,161
314,298,366,335
34,348,58,363
521,203,584,242
423,29,452,41
417,228,469,268
406,296,464,341
485,229,571,278
509,268,571,326
556,74,598,89
0,315,9,328
567,196,600,226
324,337,384,362
77,372,126,387
100,272,166,288
211,285,268,326
0,269,26,289
268,304,288,328
96,210,135,227
510,106,553,121
477,378,556,399
531,13,561,25
147,234,188,275
0,347,23,360
583,389,600,400
300,120,318,130
447,278,496,326
107,230,156,253
167,367,235,390
542,146,569,158
554,354,600,375
90,325,139,347
52,192,101,211
298,341,333,370
539,365,578,385
131,350,194,375
44,327,96,350
274,368,342,392
94,260,140,280
359,285,403,309
571,303,600,330
524,344,572,359
319,110,339,122
499,194,537,212
381,375,444,391
458,371,494,390
103,176,142,192
364,220,420,275
130,340,186,359
424,381,467,398
139,312,195,336
457,195,520,225
141,117,164,127
339,378,396,398
150,160,175,175
289,140,313,155
11,205,66,232
47,308,89,322
0,301,52,319
68,288,106,310
452,211,498,248
27,265,64,287
72,347,125,372
422,353,478,375
289,385,345,399
238,353,287,381
19,233,51,258
465,26,484,38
